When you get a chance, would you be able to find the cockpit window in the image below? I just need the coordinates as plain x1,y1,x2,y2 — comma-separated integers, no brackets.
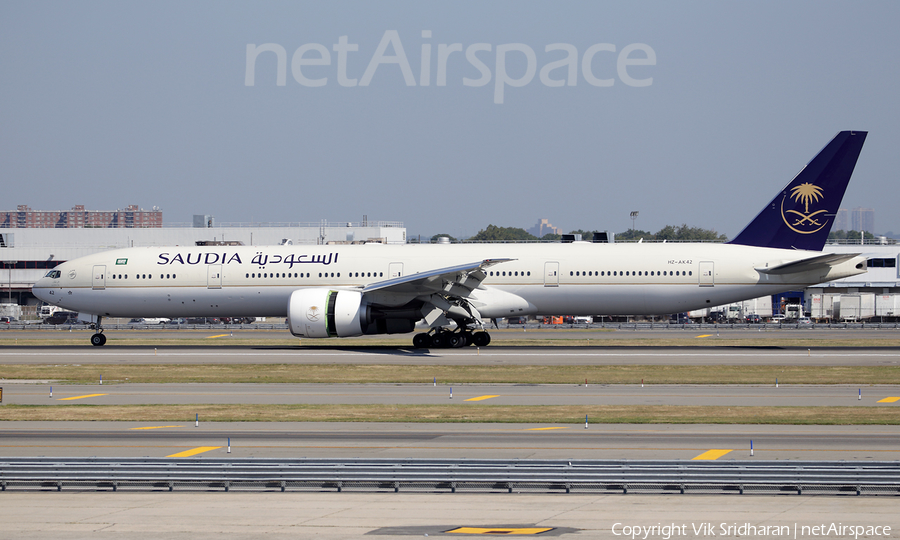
45,270,61,279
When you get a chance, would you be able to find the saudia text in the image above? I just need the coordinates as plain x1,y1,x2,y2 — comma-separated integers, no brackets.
157,252,338,269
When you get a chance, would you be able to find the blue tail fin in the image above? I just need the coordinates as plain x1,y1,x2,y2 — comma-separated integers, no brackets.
728,131,867,251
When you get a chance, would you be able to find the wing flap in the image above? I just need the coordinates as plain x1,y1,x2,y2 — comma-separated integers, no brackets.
362,259,513,294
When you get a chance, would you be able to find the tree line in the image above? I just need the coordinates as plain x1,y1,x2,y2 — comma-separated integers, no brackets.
422,224,728,243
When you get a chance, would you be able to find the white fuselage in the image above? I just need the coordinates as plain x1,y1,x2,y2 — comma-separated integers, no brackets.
32,242,866,321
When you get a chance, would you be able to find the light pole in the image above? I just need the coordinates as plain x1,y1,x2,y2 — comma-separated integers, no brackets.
4,261,16,304
630,211,639,233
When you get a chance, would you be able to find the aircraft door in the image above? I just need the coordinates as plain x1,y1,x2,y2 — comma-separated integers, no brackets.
92,265,106,290
699,261,714,287
544,262,559,287
207,264,223,289
389,262,403,279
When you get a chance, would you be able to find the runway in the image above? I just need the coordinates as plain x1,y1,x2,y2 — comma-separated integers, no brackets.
2,422,899,461
2,345,900,366
2,331,898,488
4,382,900,407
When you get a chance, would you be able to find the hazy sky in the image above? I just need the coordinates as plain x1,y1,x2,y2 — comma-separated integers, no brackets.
2,1,898,239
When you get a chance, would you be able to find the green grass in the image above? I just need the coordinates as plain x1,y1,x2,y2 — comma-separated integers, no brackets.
1,403,897,424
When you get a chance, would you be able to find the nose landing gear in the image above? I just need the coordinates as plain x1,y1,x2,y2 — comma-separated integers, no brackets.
90,315,106,346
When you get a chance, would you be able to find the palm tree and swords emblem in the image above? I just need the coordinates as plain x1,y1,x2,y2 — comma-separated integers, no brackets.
781,182,829,234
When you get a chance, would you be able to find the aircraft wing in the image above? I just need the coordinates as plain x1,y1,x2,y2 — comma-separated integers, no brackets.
362,259,514,295
755,253,861,275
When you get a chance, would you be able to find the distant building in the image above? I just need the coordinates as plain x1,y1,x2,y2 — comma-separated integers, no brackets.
850,207,875,234
834,209,848,231
0,205,163,228
527,218,563,238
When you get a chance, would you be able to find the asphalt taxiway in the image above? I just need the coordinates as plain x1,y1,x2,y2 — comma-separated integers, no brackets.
4,382,899,407
2,422,899,461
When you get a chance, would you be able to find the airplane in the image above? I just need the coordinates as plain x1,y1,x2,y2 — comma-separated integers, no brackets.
32,130,869,348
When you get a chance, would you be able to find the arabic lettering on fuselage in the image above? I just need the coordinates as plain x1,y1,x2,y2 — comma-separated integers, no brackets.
157,251,338,268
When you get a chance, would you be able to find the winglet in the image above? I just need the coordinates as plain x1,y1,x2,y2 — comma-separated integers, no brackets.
728,131,867,251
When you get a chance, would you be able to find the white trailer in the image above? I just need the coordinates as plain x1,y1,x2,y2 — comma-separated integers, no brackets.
837,293,875,321
0,303,22,320
875,294,900,318
740,296,773,318
687,308,710,319
810,293,838,321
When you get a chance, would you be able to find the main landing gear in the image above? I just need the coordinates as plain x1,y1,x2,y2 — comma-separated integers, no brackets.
90,315,107,347
412,328,491,349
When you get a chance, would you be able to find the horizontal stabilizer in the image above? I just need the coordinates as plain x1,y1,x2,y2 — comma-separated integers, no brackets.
755,253,861,275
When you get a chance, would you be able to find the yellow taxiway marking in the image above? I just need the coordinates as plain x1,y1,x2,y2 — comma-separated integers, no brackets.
877,397,900,403
695,334,712,338
527,427,570,431
130,426,184,431
445,527,554,535
692,449,733,460
206,334,230,339
57,394,107,401
465,395,499,402
167,446,222,458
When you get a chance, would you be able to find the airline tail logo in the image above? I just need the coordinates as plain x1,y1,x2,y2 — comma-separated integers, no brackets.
306,306,321,322
781,182,829,234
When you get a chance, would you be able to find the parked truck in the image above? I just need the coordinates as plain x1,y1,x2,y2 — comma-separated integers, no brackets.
810,293,839,321
837,293,875,322
875,294,900,320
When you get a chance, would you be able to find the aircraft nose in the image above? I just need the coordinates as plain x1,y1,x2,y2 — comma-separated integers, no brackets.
33,281,50,302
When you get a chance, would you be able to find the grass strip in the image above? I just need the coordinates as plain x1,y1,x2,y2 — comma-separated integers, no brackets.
2,364,898,385
0,404,897,424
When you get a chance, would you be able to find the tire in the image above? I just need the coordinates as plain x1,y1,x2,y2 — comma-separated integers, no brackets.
90,333,106,347
448,334,464,348
412,333,432,348
431,333,447,348
471,332,491,347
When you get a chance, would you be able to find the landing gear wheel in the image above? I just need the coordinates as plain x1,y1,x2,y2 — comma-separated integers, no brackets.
412,333,432,348
447,334,465,348
471,332,491,347
431,333,448,348
90,333,107,347
461,331,474,346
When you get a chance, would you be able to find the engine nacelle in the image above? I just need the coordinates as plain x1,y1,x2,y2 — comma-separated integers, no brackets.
287,288,366,338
